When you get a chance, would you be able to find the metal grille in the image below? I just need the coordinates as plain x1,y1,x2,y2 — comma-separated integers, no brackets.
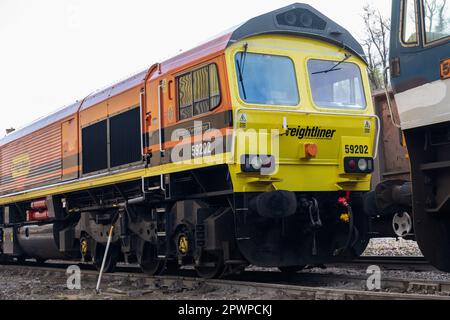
82,120,108,174
110,107,141,168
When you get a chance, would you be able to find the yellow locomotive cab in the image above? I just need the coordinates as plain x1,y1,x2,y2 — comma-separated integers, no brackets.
225,35,377,194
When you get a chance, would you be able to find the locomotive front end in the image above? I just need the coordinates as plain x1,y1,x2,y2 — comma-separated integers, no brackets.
224,7,378,268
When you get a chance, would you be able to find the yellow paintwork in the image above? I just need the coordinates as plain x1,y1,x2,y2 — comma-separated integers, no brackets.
0,34,376,206
224,34,376,193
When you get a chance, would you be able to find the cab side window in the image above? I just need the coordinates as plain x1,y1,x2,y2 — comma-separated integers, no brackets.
402,0,419,44
177,64,221,121
423,0,450,43
178,73,193,120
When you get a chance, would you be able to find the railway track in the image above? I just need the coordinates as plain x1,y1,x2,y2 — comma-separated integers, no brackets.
338,256,434,272
0,259,449,300
354,256,428,265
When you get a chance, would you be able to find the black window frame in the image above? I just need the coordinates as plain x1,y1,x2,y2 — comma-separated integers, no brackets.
176,63,222,121
400,0,420,46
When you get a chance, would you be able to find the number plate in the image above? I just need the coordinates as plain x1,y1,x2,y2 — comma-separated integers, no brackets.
344,144,369,155
441,58,450,80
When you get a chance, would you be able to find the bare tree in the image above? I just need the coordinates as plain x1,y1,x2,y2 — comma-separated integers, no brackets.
424,0,448,32
425,0,439,32
361,4,391,90
422,0,450,44
362,38,383,90
436,0,448,31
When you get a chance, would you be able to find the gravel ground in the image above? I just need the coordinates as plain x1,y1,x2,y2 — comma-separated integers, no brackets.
0,237,434,300
301,265,450,283
0,268,300,300
1,261,450,300
363,238,423,257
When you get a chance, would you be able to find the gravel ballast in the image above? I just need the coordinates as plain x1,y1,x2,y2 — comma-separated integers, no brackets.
363,238,423,257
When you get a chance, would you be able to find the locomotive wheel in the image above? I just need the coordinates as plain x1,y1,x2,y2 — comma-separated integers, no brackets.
278,266,305,275
140,243,165,276
94,242,119,273
195,252,225,279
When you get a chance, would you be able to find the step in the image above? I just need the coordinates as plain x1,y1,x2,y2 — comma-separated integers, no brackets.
147,186,161,191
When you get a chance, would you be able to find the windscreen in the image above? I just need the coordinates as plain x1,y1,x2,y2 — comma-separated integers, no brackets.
236,53,299,106
308,59,366,110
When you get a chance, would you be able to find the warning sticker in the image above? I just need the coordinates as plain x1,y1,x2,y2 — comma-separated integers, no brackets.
239,113,247,122
239,113,247,128
364,120,371,133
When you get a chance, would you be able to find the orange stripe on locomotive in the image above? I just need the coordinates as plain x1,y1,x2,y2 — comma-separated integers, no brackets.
0,30,234,197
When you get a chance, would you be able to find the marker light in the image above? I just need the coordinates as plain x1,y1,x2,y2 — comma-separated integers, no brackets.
344,157,374,174
241,155,275,174
348,160,357,170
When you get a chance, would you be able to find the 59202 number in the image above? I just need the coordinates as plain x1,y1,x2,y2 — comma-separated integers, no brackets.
192,142,212,158
345,145,369,155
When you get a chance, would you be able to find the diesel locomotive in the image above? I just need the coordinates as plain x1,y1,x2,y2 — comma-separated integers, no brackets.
0,3,378,278
369,0,450,271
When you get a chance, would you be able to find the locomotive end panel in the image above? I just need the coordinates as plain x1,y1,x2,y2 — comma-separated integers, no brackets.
224,34,376,194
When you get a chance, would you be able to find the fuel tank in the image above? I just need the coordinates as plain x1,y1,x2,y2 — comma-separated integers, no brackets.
17,224,66,260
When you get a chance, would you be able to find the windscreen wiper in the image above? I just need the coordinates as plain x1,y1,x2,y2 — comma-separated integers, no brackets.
236,43,249,99
312,53,352,75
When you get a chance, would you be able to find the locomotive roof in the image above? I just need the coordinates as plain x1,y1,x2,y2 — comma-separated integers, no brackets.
228,3,366,62
0,3,365,147
155,3,366,75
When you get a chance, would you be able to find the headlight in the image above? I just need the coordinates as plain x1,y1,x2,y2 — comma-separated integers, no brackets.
241,155,275,174
344,157,374,174
284,11,298,26
250,156,263,170
276,8,327,30
358,159,368,171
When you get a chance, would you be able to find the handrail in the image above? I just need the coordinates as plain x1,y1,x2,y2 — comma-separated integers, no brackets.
157,81,165,156
139,90,145,158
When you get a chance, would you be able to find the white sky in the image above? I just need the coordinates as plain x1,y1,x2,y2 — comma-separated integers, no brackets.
0,0,391,135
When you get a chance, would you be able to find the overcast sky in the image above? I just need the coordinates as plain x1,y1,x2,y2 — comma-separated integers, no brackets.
0,0,391,136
